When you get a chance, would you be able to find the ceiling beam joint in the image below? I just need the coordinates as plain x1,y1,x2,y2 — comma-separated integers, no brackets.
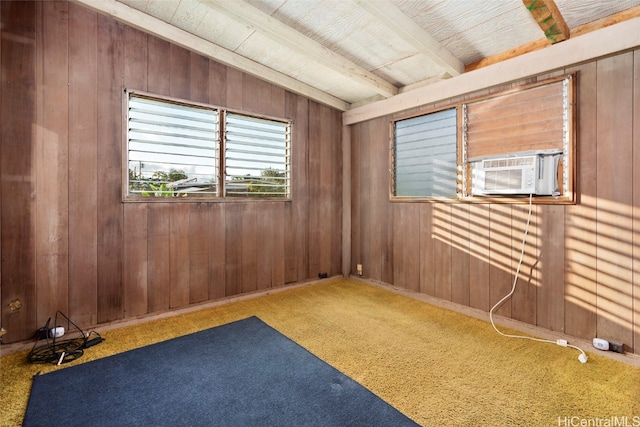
523,0,570,43
199,0,398,99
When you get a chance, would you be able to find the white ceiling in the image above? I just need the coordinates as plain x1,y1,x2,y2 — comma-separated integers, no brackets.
113,0,640,110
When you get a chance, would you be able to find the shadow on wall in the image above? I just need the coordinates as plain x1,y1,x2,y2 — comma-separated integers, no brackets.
430,194,637,353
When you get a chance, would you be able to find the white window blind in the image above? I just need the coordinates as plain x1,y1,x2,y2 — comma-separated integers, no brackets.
128,95,219,197
224,113,291,197
393,108,457,197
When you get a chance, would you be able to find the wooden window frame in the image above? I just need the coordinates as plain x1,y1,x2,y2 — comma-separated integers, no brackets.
389,74,576,204
123,89,292,202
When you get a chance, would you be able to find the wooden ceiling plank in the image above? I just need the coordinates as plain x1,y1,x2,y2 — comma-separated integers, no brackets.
71,0,350,111
467,5,640,72
353,0,464,76
570,4,640,38
200,0,398,99
523,0,570,43
345,16,640,124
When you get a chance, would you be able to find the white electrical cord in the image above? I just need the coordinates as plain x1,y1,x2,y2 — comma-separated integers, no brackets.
489,194,588,364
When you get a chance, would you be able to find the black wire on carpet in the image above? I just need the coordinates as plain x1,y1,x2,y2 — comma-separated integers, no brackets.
27,311,104,365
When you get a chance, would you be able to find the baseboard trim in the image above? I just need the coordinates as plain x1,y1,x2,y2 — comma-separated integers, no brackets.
0,276,337,357
355,276,640,368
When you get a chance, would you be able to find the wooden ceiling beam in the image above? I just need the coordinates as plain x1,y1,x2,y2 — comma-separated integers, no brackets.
345,16,640,125
523,0,570,43
353,0,464,77
466,5,640,72
200,0,398,99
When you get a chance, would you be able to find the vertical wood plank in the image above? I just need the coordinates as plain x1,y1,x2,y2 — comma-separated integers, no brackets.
96,14,124,323
208,60,227,106
163,47,196,309
595,53,634,346
284,200,297,283
394,204,420,291
367,118,385,280
538,204,565,331
35,0,69,326
382,178,395,285
256,76,272,114
633,50,640,354
419,203,435,295
406,204,421,292
241,204,258,293
242,74,260,114
169,203,190,308
208,203,226,299
147,204,170,312
123,204,148,317
190,52,209,104
489,205,512,317
511,203,537,325
434,204,452,300
122,25,148,318
169,44,190,100
189,203,209,304
296,93,310,280
68,3,98,327
468,204,491,311
225,204,242,296
144,36,170,313
147,36,170,96
271,202,286,287
331,108,342,276
284,92,302,283
1,0,37,341
123,26,147,91
226,67,243,110
350,123,362,278
307,101,321,278
271,85,286,119
256,202,274,290
392,204,406,288
319,104,333,276
295,97,310,282
357,121,371,278
451,204,470,306
564,61,597,341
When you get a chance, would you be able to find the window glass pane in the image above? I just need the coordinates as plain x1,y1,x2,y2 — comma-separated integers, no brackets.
225,113,290,197
394,108,457,197
127,95,219,197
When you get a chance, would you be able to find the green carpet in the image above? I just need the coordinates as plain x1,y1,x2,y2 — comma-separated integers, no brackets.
2,278,639,426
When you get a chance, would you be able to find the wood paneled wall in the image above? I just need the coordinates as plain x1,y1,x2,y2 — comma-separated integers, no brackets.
0,1,342,343
351,50,640,355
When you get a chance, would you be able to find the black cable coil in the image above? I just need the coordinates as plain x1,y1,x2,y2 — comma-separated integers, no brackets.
27,311,103,365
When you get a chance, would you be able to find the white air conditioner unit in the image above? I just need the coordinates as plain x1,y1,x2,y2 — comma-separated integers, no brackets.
470,150,562,196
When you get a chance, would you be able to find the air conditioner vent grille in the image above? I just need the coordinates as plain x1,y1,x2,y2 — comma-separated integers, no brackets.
483,157,534,168
484,169,523,191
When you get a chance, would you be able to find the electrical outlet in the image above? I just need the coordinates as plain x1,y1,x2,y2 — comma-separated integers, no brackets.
609,341,624,354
